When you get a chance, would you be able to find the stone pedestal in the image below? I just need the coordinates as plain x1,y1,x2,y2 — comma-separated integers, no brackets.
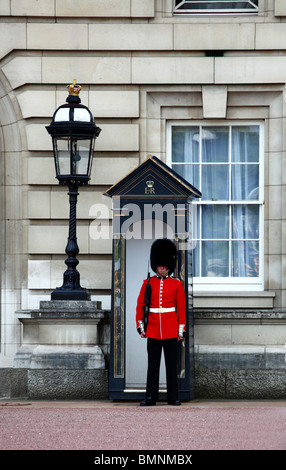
13,301,108,399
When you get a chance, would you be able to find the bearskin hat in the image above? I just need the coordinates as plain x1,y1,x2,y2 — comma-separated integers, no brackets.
150,238,177,274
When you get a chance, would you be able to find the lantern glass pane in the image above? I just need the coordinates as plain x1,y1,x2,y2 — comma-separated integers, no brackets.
54,138,70,175
54,108,70,122
74,108,91,122
71,139,92,176
54,137,94,178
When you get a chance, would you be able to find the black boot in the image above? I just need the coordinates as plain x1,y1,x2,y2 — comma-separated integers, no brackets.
168,399,181,406
140,397,156,406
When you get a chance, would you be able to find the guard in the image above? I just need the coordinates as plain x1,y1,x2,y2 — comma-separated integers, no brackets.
136,238,186,406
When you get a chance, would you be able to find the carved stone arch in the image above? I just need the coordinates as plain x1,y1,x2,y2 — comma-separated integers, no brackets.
0,73,25,363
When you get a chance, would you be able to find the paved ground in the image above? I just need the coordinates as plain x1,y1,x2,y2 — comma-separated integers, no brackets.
0,399,285,453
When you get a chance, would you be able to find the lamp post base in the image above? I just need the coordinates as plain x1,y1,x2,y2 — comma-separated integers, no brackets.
51,288,90,301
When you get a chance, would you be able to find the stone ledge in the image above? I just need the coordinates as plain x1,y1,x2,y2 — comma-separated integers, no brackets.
194,309,286,322
16,300,107,319
193,291,275,309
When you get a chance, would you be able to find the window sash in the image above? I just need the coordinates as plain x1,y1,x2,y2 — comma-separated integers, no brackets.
168,122,264,291
174,1,259,15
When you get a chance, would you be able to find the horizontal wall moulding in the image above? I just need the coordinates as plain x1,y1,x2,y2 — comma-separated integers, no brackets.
42,57,131,85
132,57,214,84
6,0,155,18
88,24,173,51
4,22,286,61
25,123,139,152
215,56,286,84
3,55,286,90
16,89,139,119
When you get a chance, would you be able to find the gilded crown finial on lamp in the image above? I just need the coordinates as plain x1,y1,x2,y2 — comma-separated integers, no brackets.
67,79,82,97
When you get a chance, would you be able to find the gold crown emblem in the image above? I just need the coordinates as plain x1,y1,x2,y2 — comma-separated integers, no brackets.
67,79,82,97
146,180,154,188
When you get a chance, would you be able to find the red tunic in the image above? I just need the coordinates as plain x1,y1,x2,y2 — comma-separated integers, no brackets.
136,275,186,339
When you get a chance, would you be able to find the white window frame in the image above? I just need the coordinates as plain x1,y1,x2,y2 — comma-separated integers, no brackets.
173,0,259,15
166,121,264,292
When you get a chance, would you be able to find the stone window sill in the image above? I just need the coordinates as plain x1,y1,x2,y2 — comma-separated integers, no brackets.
193,291,275,309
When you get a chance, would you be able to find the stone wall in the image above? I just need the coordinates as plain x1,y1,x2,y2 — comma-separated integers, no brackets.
194,310,286,398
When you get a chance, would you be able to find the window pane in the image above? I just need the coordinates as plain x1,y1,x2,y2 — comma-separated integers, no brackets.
202,127,229,162
192,242,200,277
232,126,259,162
202,241,229,277
232,241,259,277
172,126,199,163
231,164,259,200
174,1,258,13
202,164,229,200
232,205,259,239
202,205,229,239
174,164,200,188
170,123,261,281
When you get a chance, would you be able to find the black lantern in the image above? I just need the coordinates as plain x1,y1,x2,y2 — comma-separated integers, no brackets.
46,80,101,300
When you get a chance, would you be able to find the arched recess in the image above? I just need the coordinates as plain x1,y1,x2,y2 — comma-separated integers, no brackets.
0,75,24,364
125,219,175,391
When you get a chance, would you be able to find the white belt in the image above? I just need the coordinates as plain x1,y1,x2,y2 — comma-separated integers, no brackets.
149,308,176,313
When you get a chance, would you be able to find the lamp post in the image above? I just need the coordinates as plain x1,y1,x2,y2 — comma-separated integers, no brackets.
46,80,101,300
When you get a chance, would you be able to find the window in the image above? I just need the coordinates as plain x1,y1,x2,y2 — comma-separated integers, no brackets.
168,123,264,291
174,1,259,15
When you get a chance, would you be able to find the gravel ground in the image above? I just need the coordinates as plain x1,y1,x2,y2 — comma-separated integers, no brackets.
0,400,285,451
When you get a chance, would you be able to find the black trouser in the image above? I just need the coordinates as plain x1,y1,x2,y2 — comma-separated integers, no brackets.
146,337,178,402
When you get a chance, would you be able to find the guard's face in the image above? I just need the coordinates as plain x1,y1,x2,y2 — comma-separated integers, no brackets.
156,266,169,276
